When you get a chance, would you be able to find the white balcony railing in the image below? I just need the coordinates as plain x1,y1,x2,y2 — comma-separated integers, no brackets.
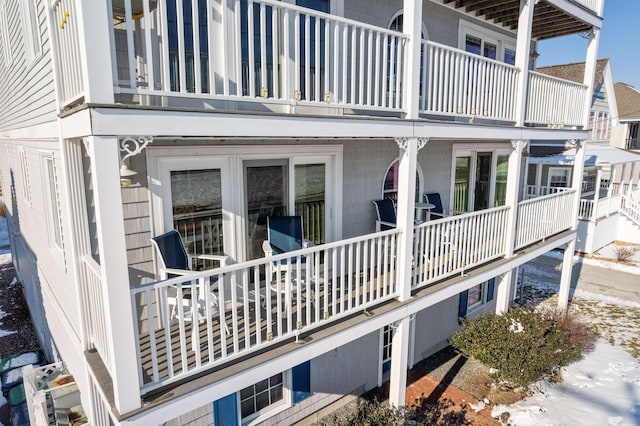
50,0,85,108
621,194,640,226
412,206,510,288
515,189,577,249
525,71,588,128
79,255,113,373
580,194,624,220
131,229,400,391
573,0,605,16
420,41,518,122
524,185,571,199
112,0,407,112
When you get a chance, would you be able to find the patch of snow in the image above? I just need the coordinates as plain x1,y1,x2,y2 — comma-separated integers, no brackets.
0,307,15,338
508,319,524,333
543,249,640,276
573,288,640,309
0,352,40,371
0,389,6,423
0,253,10,266
492,340,640,425
469,400,486,412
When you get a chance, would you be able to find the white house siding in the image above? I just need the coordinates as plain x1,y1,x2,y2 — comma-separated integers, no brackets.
0,139,84,368
0,0,57,131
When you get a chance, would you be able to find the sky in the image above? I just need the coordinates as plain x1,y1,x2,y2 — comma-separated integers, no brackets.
537,0,640,89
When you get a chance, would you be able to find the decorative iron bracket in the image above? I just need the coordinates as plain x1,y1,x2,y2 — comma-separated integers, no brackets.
119,136,153,166
395,137,429,151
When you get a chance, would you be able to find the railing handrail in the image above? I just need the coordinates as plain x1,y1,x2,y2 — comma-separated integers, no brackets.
422,39,518,70
414,205,510,229
132,227,402,294
258,0,408,38
529,70,589,89
520,188,577,205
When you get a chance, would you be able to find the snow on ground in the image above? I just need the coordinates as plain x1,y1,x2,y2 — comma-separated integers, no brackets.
544,244,640,276
493,340,640,425
498,247,640,425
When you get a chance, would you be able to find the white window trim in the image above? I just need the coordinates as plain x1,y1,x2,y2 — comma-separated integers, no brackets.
147,145,343,263
548,167,571,188
451,143,512,213
466,280,492,315
20,0,41,65
458,19,516,63
19,148,32,206
41,153,64,255
388,9,430,39
241,371,292,426
381,157,424,202
0,0,11,67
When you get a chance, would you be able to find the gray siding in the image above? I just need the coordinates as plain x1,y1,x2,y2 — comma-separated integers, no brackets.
0,0,57,132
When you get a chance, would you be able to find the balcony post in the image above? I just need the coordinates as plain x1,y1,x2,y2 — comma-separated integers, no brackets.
582,28,601,127
504,140,527,258
402,0,423,119
87,136,141,413
388,136,424,408
591,167,602,221
75,1,116,103
558,239,576,311
570,140,587,231
513,0,535,126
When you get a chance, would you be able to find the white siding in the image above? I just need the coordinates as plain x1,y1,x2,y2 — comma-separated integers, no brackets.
0,0,57,131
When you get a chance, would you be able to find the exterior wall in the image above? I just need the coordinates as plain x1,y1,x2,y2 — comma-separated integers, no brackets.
343,0,515,47
164,332,380,426
610,123,629,149
617,215,640,245
0,0,58,131
0,139,85,372
412,297,459,361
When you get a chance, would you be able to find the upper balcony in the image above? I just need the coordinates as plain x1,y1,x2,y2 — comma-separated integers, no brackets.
52,0,601,130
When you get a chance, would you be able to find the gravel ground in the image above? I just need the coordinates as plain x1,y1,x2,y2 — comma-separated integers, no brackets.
0,260,41,426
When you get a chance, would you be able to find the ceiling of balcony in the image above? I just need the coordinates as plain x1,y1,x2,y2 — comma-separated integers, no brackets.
442,0,593,40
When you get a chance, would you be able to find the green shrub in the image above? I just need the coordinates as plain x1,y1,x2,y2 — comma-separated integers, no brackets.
450,307,596,386
327,399,413,426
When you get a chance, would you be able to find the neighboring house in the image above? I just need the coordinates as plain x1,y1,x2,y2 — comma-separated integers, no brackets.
611,82,640,150
527,60,640,254
0,1,605,425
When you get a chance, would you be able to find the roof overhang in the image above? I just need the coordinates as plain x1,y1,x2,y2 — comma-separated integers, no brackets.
529,144,640,166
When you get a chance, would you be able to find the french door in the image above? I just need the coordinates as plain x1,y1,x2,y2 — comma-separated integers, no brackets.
244,158,329,260
453,148,510,213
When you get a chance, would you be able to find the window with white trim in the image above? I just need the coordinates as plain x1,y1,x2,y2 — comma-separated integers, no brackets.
42,155,63,250
19,149,31,205
381,325,393,373
0,0,11,67
589,110,609,141
548,167,570,188
382,158,423,204
459,278,495,318
240,373,286,422
458,20,516,65
20,0,41,64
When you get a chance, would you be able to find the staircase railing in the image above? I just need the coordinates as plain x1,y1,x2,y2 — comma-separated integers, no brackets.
621,195,640,226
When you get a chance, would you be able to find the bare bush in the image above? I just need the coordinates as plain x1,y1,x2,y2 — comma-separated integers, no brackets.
613,245,640,262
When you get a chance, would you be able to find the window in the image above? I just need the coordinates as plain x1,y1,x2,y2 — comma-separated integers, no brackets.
453,147,510,213
43,155,63,250
240,373,285,421
381,325,393,374
548,167,570,188
589,110,609,141
0,0,11,67
382,159,423,204
20,0,41,64
459,20,515,66
19,149,31,205
458,278,495,318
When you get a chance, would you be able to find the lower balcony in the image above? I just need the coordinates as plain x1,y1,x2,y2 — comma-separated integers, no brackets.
80,189,577,401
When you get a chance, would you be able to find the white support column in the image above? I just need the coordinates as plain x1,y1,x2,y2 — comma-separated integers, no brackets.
388,136,425,408
558,239,576,311
570,140,587,230
535,163,543,196
88,136,142,413
504,140,527,258
513,0,535,126
608,165,617,196
75,1,116,103
495,270,513,314
582,27,601,127
394,137,423,301
627,163,637,196
388,318,411,407
402,0,423,119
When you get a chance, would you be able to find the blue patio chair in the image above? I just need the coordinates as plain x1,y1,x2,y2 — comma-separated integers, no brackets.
262,216,315,305
373,199,396,231
424,193,447,219
150,230,237,331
